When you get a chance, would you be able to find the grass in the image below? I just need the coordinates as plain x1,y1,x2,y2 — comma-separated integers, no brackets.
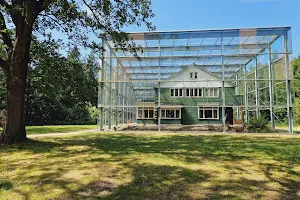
25,125,97,135
0,132,300,199
0,125,97,135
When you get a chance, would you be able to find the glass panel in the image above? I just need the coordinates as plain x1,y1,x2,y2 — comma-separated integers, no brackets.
149,110,154,118
194,89,198,96
199,89,202,97
213,110,218,118
144,110,149,118
199,109,203,119
195,72,198,79
175,89,178,96
170,89,174,97
186,89,189,96
190,89,194,97
206,89,210,97
161,110,166,119
138,110,143,119
190,72,193,79
176,110,180,118
166,110,175,118
179,89,183,96
205,110,213,118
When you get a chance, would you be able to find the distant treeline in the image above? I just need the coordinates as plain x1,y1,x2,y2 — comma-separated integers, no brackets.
0,38,99,126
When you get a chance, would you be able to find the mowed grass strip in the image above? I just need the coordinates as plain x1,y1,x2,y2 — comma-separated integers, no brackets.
28,125,97,135
0,132,300,200
0,125,97,135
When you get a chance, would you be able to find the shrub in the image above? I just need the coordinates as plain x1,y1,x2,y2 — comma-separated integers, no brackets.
247,115,272,133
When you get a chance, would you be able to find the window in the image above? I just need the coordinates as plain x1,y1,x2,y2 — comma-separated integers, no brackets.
205,88,219,97
185,88,203,97
137,107,154,119
170,88,183,97
161,109,181,119
198,107,219,119
189,72,198,79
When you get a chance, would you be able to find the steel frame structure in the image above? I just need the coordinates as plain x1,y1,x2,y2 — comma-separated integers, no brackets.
99,27,293,133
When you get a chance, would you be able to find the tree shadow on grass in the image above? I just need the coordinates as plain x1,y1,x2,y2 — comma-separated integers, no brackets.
1,133,300,199
0,180,13,190
77,163,210,200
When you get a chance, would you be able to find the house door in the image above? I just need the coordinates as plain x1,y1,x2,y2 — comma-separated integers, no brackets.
225,107,233,125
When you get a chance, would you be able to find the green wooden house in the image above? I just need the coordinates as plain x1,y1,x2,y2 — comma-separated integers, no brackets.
136,65,243,125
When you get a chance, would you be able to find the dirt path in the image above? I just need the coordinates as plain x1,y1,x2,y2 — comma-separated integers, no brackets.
28,129,99,138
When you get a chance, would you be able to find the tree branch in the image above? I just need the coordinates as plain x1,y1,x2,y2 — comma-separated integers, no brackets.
0,0,12,9
0,11,13,53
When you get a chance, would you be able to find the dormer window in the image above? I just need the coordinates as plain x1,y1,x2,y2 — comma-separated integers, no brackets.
190,72,198,79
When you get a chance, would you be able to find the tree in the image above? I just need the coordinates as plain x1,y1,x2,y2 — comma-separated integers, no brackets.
293,56,300,124
0,0,154,144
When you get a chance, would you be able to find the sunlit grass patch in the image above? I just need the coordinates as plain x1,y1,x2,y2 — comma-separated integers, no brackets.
25,125,97,135
0,132,300,199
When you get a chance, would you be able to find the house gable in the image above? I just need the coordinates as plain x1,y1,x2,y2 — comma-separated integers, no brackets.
158,65,233,88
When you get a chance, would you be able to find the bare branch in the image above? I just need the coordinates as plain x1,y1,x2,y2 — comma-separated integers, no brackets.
39,13,68,32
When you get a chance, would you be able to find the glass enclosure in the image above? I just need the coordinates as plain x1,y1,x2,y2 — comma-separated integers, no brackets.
99,27,293,133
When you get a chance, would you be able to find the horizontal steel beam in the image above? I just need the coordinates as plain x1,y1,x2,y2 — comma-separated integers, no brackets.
122,64,242,70
105,27,289,40
113,44,268,52
129,72,235,77
113,55,255,61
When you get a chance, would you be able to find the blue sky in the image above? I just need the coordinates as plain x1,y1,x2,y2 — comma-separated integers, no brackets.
126,0,299,57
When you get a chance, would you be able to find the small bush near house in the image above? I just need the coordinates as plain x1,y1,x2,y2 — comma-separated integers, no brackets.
247,115,273,133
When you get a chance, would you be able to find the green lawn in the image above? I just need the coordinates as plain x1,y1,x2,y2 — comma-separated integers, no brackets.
25,125,97,135
0,132,300,199
0,125,97,135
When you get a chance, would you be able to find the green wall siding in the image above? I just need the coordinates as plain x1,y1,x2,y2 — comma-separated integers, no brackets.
137,87,242,125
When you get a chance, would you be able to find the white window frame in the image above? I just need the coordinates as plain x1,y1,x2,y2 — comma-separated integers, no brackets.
198,107,219,120
137,107,155,119
170,88,184,98
161,108,181,119
205,88,219,98
189,72,198,80
185,88,203,98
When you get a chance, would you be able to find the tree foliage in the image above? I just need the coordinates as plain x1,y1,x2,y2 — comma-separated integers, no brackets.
0,0,154,144
25,38,99,125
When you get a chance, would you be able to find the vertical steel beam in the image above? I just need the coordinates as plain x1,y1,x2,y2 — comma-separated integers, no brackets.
115,62,119,126
221,35,226,132
99,40,105,131
236,73,240,120
125,82,128,124
108,51,112,130
244,64,249,124
268,47,275,128
158,40,161,132
158,82,161,131
122,71,125,124
284,33,293,133
255,55,260,118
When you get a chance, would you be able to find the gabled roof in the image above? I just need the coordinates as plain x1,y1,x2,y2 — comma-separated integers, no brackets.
153,64,234,88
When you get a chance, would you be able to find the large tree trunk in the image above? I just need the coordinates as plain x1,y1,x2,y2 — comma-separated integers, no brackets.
2,74,27,144
0,25,32,144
